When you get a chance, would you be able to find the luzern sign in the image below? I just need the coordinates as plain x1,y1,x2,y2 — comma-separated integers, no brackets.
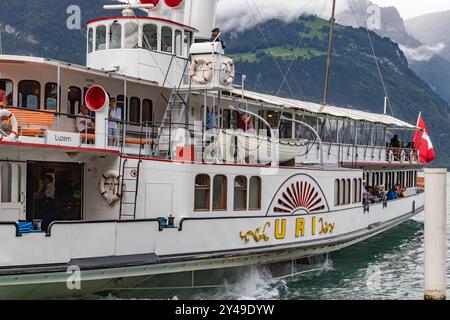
45,131,81,147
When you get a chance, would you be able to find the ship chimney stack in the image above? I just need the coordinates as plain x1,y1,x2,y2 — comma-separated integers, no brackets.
184,0,218,41
164,0,185,24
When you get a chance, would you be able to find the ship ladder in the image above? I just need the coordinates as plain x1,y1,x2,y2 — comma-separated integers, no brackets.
119,158,142,220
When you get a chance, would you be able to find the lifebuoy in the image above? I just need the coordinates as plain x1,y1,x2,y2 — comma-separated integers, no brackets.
220,59,235,85
99,170,123,204
0,109,18,142
190,57,213,85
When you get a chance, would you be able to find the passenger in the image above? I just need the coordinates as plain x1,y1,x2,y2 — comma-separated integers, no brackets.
386,187,398,201
239,114,253,132
41,174,56,233
395,183,405,198
76,105,95,134
389,135,401,148
108,98,120,146
210,28,226,49
0,90,6,108
206,105,219,130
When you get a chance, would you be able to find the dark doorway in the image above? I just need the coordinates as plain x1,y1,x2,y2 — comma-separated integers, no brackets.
26,161,83,222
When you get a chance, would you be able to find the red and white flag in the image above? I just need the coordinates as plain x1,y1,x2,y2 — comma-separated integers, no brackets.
413,114,435,164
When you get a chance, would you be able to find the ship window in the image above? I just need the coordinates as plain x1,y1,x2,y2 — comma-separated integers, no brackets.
194,174,210,211
143,24,158,50
142,99,153,123
234,176,247,211
67,86,82,116
334,179,340,206
161,27,173,53
88,28,94,53
116,95,127,120
18,80,40,109
174,30,182,56
109,22,122,49
340,179,345,205
44,83,60,111
128,97,141,123
124,22,139,49
353,178,358,203
249,176,262,210
185,31,193,54
1,163,12,203
0,79,13,106
212,175,227,211
346,179,351,204
96,25,106,50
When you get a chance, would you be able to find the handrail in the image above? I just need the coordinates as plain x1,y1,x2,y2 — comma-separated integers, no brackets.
281,116,324,168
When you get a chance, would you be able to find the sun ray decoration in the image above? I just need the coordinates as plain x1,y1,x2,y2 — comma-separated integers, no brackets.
274,181,326,214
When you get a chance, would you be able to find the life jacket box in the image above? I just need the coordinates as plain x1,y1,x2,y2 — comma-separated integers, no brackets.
189,43,235,91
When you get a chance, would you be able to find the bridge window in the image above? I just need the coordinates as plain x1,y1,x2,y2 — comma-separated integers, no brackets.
194,174,210,211
124,22,139,49
116,95,127,120
0,79,13,105
212,175,227,211
109,22,122,49
128,97,141,123
88,28,94,53
346,179,351,204
234,176,247,211
44,83,59,111
143,24,158,50
67,86,82,116
340,179,346,205
161,27,173,53
249,177,262,210
142,99,153,123
18,80,40,109
96,25,106,50
185,31,193,54
174,30,183,56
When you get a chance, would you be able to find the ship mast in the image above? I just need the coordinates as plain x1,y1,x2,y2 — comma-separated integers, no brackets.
323,0,337,105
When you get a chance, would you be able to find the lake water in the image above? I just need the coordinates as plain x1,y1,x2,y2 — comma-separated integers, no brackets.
106,174,450,300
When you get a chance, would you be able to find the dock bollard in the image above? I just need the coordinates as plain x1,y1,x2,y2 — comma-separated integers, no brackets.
424,168,447,300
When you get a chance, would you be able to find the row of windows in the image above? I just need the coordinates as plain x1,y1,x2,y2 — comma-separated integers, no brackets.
88,22,192,56
194,175,262,212
334,178,362,206
364,170,417,191
0,79,154,123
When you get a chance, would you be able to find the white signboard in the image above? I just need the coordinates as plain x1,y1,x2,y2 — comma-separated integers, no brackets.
45,131,81,147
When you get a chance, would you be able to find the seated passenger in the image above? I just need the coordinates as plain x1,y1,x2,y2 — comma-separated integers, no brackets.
386,187,398,200
395,183,405,198
210,28,226,49
76,105,95,134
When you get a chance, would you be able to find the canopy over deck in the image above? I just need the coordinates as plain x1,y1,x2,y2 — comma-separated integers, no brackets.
231,89,418,129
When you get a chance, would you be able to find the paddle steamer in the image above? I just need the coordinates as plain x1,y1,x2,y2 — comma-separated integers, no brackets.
0,0,426,299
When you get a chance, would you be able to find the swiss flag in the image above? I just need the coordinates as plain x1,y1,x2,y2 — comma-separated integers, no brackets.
413,115,435,164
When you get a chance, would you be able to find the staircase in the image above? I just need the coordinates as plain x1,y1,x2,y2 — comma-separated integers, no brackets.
119,158,142,220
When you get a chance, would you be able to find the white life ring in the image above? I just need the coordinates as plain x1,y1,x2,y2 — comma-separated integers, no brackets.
190,57,213,85
388,150,394,163
220,59,235,85
0,109,18,142
99,170,123,204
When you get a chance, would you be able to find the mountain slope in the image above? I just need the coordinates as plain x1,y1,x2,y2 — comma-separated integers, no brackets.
224,16,450,166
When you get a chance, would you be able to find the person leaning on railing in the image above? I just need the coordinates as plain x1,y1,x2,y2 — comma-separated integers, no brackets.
108,98,120,146
0,90,6,109
76,104,95,134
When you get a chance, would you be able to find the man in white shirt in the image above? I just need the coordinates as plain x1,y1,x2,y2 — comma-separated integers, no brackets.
41,174,56,232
